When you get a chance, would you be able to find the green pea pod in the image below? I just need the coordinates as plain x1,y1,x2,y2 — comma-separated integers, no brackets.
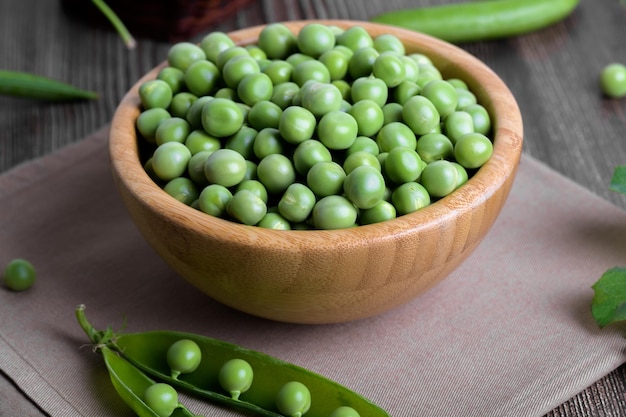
0,70,98,101
101,347,199,417
370,0,581,43
76,305,390,417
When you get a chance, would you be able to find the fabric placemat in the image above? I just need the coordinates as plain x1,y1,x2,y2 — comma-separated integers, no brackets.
1,125,626,417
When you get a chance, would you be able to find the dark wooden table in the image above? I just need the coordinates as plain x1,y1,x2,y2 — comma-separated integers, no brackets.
1,0,626,415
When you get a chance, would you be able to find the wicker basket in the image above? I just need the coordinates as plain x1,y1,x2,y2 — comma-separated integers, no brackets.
60,0,257,42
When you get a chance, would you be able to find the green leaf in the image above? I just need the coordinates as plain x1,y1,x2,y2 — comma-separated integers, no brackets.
609,165,626,195
591,266,626,327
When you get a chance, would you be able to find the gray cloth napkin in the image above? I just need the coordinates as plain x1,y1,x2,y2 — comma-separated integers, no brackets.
1,126,625,417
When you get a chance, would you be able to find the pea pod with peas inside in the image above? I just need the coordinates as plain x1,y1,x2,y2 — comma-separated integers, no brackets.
76,305,389,417
370,0,581,43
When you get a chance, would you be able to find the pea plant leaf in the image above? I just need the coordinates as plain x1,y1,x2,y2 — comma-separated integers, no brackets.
592,267,626,328
609,165,626,195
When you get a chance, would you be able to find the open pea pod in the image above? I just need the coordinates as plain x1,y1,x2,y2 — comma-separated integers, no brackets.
76,305,389,417
100,347,199,417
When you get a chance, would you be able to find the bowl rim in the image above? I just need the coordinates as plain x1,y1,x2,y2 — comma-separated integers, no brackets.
109,19,524,249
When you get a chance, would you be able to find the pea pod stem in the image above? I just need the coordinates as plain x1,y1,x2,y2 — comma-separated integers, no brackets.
91,0,136,49
370,0,581,43
0,70,98,101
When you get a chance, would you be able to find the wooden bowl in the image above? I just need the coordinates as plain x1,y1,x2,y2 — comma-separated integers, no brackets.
109,20,523,324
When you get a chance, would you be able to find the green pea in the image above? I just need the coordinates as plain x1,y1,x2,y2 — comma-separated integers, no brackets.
306,161,346,197
452,161,469,189
347,47,379,79
336,26,374,52
455,88,477,110
454,132,493,169
256,153,296,195
169,92,198,119
216,46,250,72
317,110,358,150
262,60,293,84
224,126,257,160
200,31,235,63
143,383,179,417
381,102,403,125
351,76,387,107
222,55,260,89
391,181,431,215
201,97,244,137
300,81,343,117
157,66,185,94
359,200,396,225
253,127,285,159
136,108,171,143
185,129,221,155
166,339,202,379
349,99,384,137
297,23,336,58
187,150,212,186
346,136,380,156
246,45,267,61
462,104,491,136
401,55,420,83
155,117,191,146
227,189,268,225
236,179,268,204
384,146,424,184
329,406,362,417
278,183,317,223
184,59,220,97
373,52,406,88
218,358,254,400
139,79,173,110
293,60,331,86
416,63,443,88
204,148,247,187
185,96,213,129
343,151,381,174
420,160,459,198
373,33,405,55
443,111,475,144
257,212,292,230
319,49,349,81
376,122,417,152
402,95,440,135
237,72,274,106
257,23,298,59
167,42,207,72
286,52,315,68
416,132,454,163
600,62,626,98
312,195,358,230
198,184,232,217
344,165,386,209
292,139,333,176
163,177,199,205
152,142,192,181
279,105,317,144
3,258,36,291
421,79,458,118
271,82,300,109
391,80,420,105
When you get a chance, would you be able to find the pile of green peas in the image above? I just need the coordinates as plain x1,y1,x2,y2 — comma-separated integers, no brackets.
136,23,493,230
142,338,360,417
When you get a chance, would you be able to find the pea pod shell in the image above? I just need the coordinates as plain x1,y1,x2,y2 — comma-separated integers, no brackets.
370,0,581,43
101,347,196,417
0,70,98,101
114,331,390,417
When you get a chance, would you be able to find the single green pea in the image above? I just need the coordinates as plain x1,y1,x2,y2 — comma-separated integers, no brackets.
236,179,268,204
391,181,431,215
416,63,443,88
139,79,173,110
343,151,381,174
184,59,220,97
143,383,179,417
300,81,343,117
227,189,268,225
166,339,202,379
222,55,260,89
262,60,293,85
600,63,626,98
317,110,358,150
297,23,336,58
286,52,315,68
402,95,440,136
246,45,267,61
198,184,232,217
329,406,362,417
381,102,403,125
253,127,285,159
216,46,250,72
455,88,477,110
420,160,459,198
384,146,424,184
279,105,317,144
185,96,214,129
224,126,257,160
373,51,406,88
155,117,191,146
373,33,405,55
185,129,221,156
256,153,296,195
257,212,292,230
187,150,213,186
443,111,475,144
447,78,469,90
204,148,247,187
336,26,374,52
312,195,358,230
169,92,198,119
247,100,283,131
271,82,300,109
237,72,274,106
257,23,298,59
201,97,244,137
306,161,346,197
416,132,454,163
451,161,469,189
346,136,380,157
351,76,387,107
454,132,493,169
391,80,420,105
278,183,317,223
421,79,458,118
359,200,396,225
292,139,333,176
401,55,420,83
319,49,349,81
163,177,199,206
347,47,379,79
3,258,36,291
136,108,171,143
344,165,386,209
214,87,238,101
349,99,384,137
376,122,417,152
157,66,185,94
151,142,192,181
293,60,331,86
199,31,235,63
462,104,492,136
167,42,207,72
218,358,254,400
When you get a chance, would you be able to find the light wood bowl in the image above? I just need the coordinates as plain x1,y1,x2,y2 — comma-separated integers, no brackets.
109,20,523,324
